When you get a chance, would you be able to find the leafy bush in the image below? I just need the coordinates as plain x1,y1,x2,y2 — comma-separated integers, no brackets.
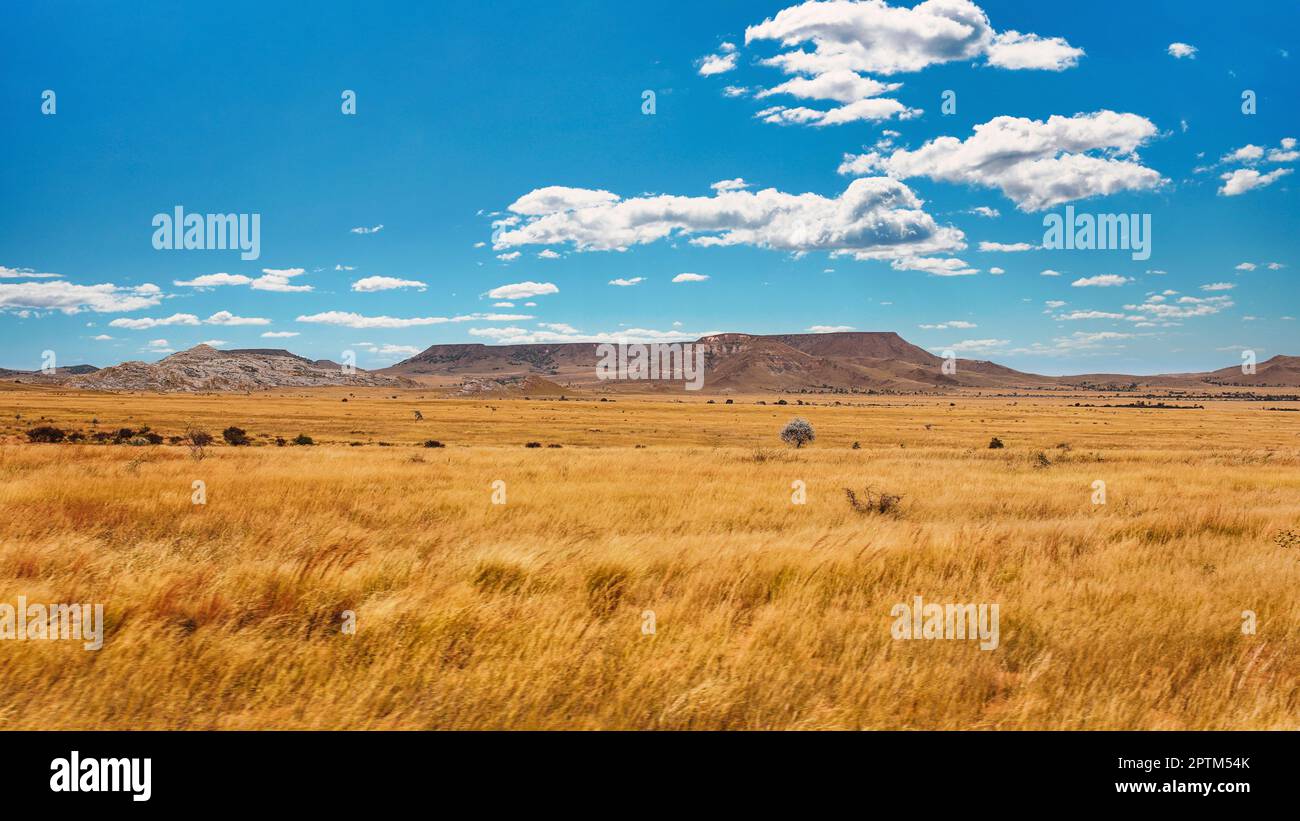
292,434,314,446
26,426,65,443
222,426,250,446
524,442,542,448
424,440,445,448
779,418,815,449
988,436,1005,449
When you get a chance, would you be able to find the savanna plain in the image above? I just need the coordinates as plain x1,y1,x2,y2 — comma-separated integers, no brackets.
1,384,1297,729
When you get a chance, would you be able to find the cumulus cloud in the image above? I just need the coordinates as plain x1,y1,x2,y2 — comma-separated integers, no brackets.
0,266,63,280
711,178,751,192
1167,42,1197,59
173,272,253,288
744,0,1082,75
672,272,710,283
205,311,270,326
486,281,559,300
352,276,428,292
1200,282,1235,291
608,277,645,286
493,179,964,262
296,311,533,329
840,111,1165,211
1218,167,1293,196
1,281,163,314
697,51,738,76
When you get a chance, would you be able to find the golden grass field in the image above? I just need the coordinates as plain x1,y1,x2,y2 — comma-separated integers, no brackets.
1,384,1298,729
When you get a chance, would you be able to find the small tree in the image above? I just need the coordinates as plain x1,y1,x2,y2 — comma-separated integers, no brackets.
780,418,815,449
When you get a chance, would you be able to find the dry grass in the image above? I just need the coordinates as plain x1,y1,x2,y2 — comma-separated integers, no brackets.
0,385,1297,729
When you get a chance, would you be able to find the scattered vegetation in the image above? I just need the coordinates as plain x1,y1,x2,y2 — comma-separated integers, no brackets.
26,425,66,443
988,436,1005,449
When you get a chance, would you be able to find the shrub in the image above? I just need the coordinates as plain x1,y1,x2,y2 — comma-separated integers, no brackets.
275,437,287,447
725,399,733,404
143,432,164,445
988,436,1005,449
547,443,562,448
845,486,903,516
184,427,213,460
292,434,314,446
779,418,815,449
424,440,445,448
525,442,542,448
222,426,250,446
26,426,65,443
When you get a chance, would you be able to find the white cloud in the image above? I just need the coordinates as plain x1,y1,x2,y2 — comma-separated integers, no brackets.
1055,310,1125,320
296,311,533,329
988,266,1005,275
0,266,63,279
1221,144,1265,164
978,241,1035,252
495,178,965,261
109,313,200,329
1267,261,1286,270
350,224,384,234
697,51,738,76
807,325,855,333
943,338,1009,353
1071,274,1132,288
711,178,751,192
205,311,270,326
92,334,113,341
986,31,1085,70
145,339,172,352
537,249,562,259
261,331,299,338
1235,262,1257,271
672,272,710,283
1167,42,1197,59
1200,282,1235,291
754,97,918,126
919,320,976,330
967,206,1000,218
173,272,254,288
251,267,311,292
486,281,559,300
744,0,1082,75
1,278,163,314
1218,167,1293,196
199,339,228,347
754,69,901,105
841,111,1164,211
334,264,355,271
608,277,645,287
1045,300,1067,309
1124,293,1233,319
492,301,515,307
352,276,428,292
1040,269,1062,277
890,257,977,276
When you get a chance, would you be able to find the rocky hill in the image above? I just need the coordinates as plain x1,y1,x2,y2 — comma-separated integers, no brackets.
64,345,412,392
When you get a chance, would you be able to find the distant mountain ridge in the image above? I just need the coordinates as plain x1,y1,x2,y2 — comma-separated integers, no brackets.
7,334,1298,393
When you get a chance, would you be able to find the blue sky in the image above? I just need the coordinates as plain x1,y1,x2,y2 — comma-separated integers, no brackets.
1,0,1296,374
